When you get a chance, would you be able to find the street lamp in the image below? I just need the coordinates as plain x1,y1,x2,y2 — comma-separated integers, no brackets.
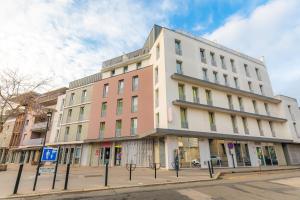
33,110,52,191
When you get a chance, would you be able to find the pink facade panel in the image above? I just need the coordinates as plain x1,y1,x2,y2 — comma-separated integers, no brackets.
87,66,154,139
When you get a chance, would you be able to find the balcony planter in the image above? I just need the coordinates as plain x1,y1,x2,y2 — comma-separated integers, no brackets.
0,164,7,171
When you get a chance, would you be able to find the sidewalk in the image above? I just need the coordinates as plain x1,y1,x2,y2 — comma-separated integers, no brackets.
1,164,300,199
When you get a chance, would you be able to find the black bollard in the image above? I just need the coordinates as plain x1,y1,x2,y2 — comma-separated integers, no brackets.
154,164,157,179
210,160,214,174
52,147,61,190
231,154,235,168
129,164,132,181
104,162,108,186
64,163,70,190
208,161,212,178
13,163,24,194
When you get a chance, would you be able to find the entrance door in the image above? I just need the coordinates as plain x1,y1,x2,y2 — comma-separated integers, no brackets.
256,147,265,166
114,147,122,166
268,146,278,165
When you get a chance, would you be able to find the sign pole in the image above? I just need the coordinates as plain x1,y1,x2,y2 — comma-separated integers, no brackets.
52,146,61,189
13,163,24,194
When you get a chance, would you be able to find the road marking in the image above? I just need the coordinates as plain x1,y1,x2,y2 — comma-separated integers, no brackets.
177,189,212,200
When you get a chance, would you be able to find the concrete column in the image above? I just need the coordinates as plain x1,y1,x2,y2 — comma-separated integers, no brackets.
199,139,211,168
165,136,178,169
274,143,287,166
80,144,91,166
248,142,259,167
224,141,237,168
110,142,115,167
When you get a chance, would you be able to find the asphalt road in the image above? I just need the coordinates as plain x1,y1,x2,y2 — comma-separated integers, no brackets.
25,169,300,200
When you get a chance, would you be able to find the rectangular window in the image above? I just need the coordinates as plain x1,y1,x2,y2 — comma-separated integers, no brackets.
227,95,233,110
64,126,70,142
244,64,250,77
99,122,105,139
156,44,160,59
178,84,185,101
118,80,124,94
69,93,75,105
200,48,206,63
180,107,188,128
55,130,59,142
288,105,295,121
238,97,244,111
115,120,122,137
176,60,183,74
131,96,138,112
156,113,160,128
259,84,264,95
231,115,238,133
192,87,199,103
131,118,138,135
220,55,226,69
203,68,208,81
111,69,115,77
269,121,275,137
210,52,216,66
255,68,262,81
234,77,239,89
223,74,229,86
294,122,299,137
242,117,249,134
175,39,182,55
252,100,258,114
155,67,158,83
57,114,62,127
103,84,109,97
248,81,253,92
136,62,142,69
206,90,213,106
264,103,270,116
67,109,72,123
101,102,107,117
132,76,139,91
79,107,84,121
209,112,216,131
60,99,65,111
123,66,128,73
76,125,82,141
155,89,159,107
116,99,123,115
213,71,218,83
81,90,87,102
230,59,236,73
257,120,264,136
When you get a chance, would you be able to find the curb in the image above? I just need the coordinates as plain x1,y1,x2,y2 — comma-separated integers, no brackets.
218,167,300,176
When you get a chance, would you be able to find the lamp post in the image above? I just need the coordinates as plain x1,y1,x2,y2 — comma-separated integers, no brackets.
33,111,52,191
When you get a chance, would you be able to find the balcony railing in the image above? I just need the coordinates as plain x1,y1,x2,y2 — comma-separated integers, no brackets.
201,57,207,63
233,127,239,134
99,131,104,139
23,138,44,146
207,99,213,106
31,122,48,132
210,124,217,131
115,129,121,137
181,121,189,129
222,62,226,69
76,133,81,141
175,48,182,56
232,66,237,73
131,128,137,135
193,97,200,103
244,128,249,135
229,103,234,110
211,60,217,67
179,95,186,101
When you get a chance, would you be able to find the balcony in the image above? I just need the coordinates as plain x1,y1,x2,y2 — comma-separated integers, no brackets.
115,129,121,137
131,128,137,135
181,121,189,129
222,63,226,69
201,57,207,64
24,138,44,146
179,95,186,101
244,128,249,135
31,122,48,132
193,97,200,103
175,48,182,56
233,127,239,134
207,99,213,106
229,103,234,110
211,60,217,67
210,124,217,131
239,105,244,112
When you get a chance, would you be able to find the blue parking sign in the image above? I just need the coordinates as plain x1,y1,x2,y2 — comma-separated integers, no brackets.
41,147,58,162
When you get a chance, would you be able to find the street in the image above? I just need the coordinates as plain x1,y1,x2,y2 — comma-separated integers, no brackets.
23,169,300,200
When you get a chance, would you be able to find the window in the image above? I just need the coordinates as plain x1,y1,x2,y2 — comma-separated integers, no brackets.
223,74,229,86
252,100,258,114
156,44,160,59
176,60,183,74
288,105,295,121
210,52,216,66
101,102,107,117
220,55,226,69
67,109,72,123
115,120,122,137
132,76,139,91
180,107,188,128
111,69,115,77
131,96,138,112
259,84,264,95
294,122,299,136
123,66,128,73
116,99,123,115
206,90,212,106
200,48,206,63
175,39,182,55
156,113,160,128
255,68,262,81
230,59,236,73
99,122,105,139
178,84,185,101
203,68,208,81
60,99,65,111
155,67,158,83
269,122,275,137
55,130,59,142
264,103,270,115
131,118,138,135
231,115,238,133
76,125,82,141
227,95,233,110
234,77,239,89
57,114,62,127
155,89,159,107
244,64,250,77
257,120,264,136
69,93,75,105
64,127,70,142
136,62,142,69
213,71,218,83
79,107,84,121
242,117,249,134
81,90,87,102
103,84,109,97
248,81,253,92
209,112,216,131
192,87,199,103
238,97,244,111
118,80,124,94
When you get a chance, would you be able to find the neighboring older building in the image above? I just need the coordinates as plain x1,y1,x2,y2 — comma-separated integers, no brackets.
0,117,16,163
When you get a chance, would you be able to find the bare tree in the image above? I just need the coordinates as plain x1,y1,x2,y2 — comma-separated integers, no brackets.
0,69,48,132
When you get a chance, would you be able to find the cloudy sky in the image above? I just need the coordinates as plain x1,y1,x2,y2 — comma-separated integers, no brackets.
0,0,299,102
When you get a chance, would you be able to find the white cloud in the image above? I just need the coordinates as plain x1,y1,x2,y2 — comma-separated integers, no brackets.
0,0,174,90
206,0,300,102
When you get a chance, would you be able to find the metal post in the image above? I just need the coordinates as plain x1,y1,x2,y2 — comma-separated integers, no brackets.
129,164,132,181
64,163,71,190
13,163,24,194
52,147,61,189
208,161,212,178
231,154,235,168
33,112,52,191
104,162,108,186
210,159,214,174
154,163,157,179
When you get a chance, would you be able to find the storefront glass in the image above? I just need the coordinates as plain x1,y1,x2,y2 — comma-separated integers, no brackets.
209,139,228,167
178,137,200,168
235,143,251,167
256,145,278,166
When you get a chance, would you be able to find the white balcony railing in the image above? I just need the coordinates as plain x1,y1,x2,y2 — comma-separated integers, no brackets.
23,138,44,146
31,122,48,132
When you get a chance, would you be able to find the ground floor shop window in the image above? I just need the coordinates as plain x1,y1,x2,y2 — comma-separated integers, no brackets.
209,139,228,167
234,143,251,167
178,137,200,168
114,146,122,166
256,145,278,166
74,147,81,164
